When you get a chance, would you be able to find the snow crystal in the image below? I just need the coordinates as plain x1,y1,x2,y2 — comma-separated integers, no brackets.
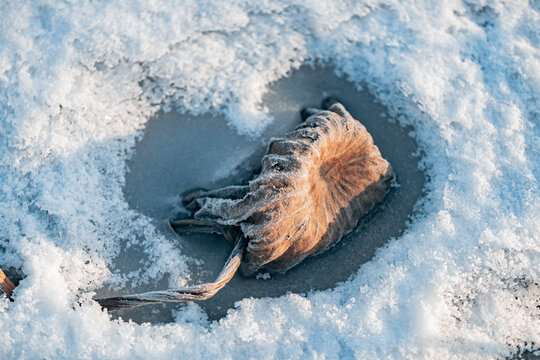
0,0,538,359
256,273,272,280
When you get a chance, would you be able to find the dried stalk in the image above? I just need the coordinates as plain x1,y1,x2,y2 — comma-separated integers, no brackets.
0,267,15,299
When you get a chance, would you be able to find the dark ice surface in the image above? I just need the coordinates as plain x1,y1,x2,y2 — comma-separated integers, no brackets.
99,65,426,323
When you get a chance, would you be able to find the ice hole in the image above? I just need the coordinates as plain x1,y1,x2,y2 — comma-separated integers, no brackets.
100,65,426,322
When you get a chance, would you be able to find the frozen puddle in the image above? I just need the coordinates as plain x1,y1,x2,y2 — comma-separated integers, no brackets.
99,65,425,322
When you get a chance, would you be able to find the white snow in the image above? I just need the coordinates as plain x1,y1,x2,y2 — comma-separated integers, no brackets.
0,0,539,359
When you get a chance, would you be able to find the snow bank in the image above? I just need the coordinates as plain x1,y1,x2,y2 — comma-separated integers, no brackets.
0,0,538,358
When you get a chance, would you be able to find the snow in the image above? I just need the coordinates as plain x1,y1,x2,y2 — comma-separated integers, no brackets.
0,0,538,359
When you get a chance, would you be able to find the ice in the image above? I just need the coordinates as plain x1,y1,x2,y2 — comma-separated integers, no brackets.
0,0,539,359
108,65,424,321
